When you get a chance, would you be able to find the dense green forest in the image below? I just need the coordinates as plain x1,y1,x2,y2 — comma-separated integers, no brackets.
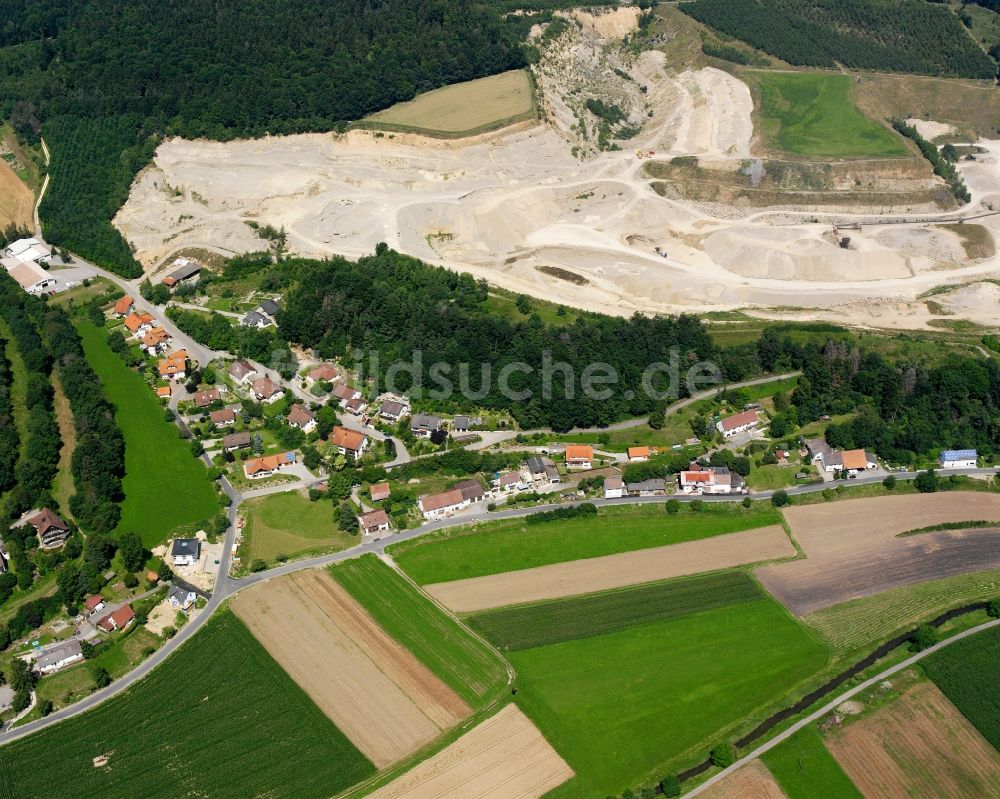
680,0,996,78
0,0,528,276
758,329,1000,461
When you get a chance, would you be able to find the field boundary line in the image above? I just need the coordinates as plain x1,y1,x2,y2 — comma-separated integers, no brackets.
683,616,1000,797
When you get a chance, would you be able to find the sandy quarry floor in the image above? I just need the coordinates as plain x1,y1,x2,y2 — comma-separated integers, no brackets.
425,525,793,613
698,759,787,799
827,682,1000,799
231,570,469,767
112,13,1000,330
365,704,573,799
756,493,1000,616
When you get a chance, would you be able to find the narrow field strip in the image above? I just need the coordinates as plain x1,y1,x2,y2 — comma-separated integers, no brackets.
424,525,793,613
364,704,572,799
467,571,763,651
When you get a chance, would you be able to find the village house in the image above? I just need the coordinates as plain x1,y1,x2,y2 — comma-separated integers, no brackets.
124,311,155,337
161,258,201,288
241,310,271,329
332,383,362,407
287,404,316,432
370,482,391,502
210,408,236,427
194,388,222,408
111,295,134,317
168,584,197,612
453,415,471,434
83,595,106,616
717,410,760,438
35,639,84,675
345,397,367,416
229,360,258,384
156,385,172,400
20,507,70,549
142,327,172,354
307,363,339,385
604,476,625,499
564,445,594,470
330,426,368,461
678,463,743,495
258,298,281,319
418,489,467,520
358,509,391,537
379,399,410,423
454,479,486,505
171,538,201,566
97,605,135,633
244,451,297,479
626,478,666,497
222,431,252,452
806,440,877,474
251,376,282,403
410,413,442,438
4,237,52,264
939,449,978,470
158,351,188,382
493,472,525,493
627,446,650,462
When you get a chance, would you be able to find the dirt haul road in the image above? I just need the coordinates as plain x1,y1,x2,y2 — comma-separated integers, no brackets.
425,525,793,613
111,9,1000,331
756,492,1000,616
231,570,469,767
365,704,573,799
826,681,1000,799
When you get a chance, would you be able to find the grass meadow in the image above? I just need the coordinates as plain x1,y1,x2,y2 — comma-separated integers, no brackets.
761,725,862,799
508,592,829,797
752,71,908,158
331,555,507,706
390,504,781,584
77,321,218,546
241,490,356,563
0,611,374,799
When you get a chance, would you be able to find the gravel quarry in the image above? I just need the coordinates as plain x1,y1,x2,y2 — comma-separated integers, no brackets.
113,10,1000,330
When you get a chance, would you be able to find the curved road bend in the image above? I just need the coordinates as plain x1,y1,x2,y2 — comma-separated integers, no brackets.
683,616,1000,798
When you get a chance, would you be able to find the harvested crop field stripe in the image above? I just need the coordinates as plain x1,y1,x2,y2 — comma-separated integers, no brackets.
761,725,860,799
424,525,793,613
826,682,1000,798
330,555,507,706
698,759,787,799
231,570,469,767
467,571,764,650
364,704,572,799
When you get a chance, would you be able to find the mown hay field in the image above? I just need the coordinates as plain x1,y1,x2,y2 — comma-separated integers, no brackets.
241,490,356,563
761,725,861,799
0,611,374,799
0,158,33,231
391,504,781,585
330,555,507,706
467,571,764,651
362,69,536,136
511,594,829,797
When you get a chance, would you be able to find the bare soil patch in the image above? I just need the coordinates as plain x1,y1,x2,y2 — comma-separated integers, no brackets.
231,569,470,767
365,704,572,799
0,157,33,231
756,493,1000,616
827,681,1000,798
425,525,793,613
699,759,787,799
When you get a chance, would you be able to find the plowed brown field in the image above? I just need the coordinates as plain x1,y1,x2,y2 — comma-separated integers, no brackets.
231,569,470,767
699,760,787,799
757,493,1000,615
827,681,1000,798
365,704,573,799
425,525,793,612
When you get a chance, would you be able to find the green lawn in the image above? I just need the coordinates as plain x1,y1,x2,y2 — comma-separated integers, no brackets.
0,611,374,799
390,504,781,584
77,321,218,546
511,595,829,797
754,71,908,158
241,490,356,564
748,463,805,491
330,555,507,706
761,725,862,799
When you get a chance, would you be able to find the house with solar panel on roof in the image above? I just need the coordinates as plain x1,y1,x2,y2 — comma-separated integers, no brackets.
939,449,978,470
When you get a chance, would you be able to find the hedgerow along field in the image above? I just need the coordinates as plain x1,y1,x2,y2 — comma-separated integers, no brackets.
330,555,506,706
761,725,862,799
0,611,374,799
923,625,1000,751
77,321,218,546
509,589,830,797
750,71,909,158
361,69,536,136
467,571,764,650
390,504,781,584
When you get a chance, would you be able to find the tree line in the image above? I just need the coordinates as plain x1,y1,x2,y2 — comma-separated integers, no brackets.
0,340,18,496
891,118,971,203
680,0,995,78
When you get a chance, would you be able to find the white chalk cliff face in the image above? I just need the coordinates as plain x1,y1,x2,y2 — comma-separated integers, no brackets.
113,14,1000,330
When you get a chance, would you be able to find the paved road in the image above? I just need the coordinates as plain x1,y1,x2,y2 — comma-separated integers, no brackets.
683,616,1000,798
